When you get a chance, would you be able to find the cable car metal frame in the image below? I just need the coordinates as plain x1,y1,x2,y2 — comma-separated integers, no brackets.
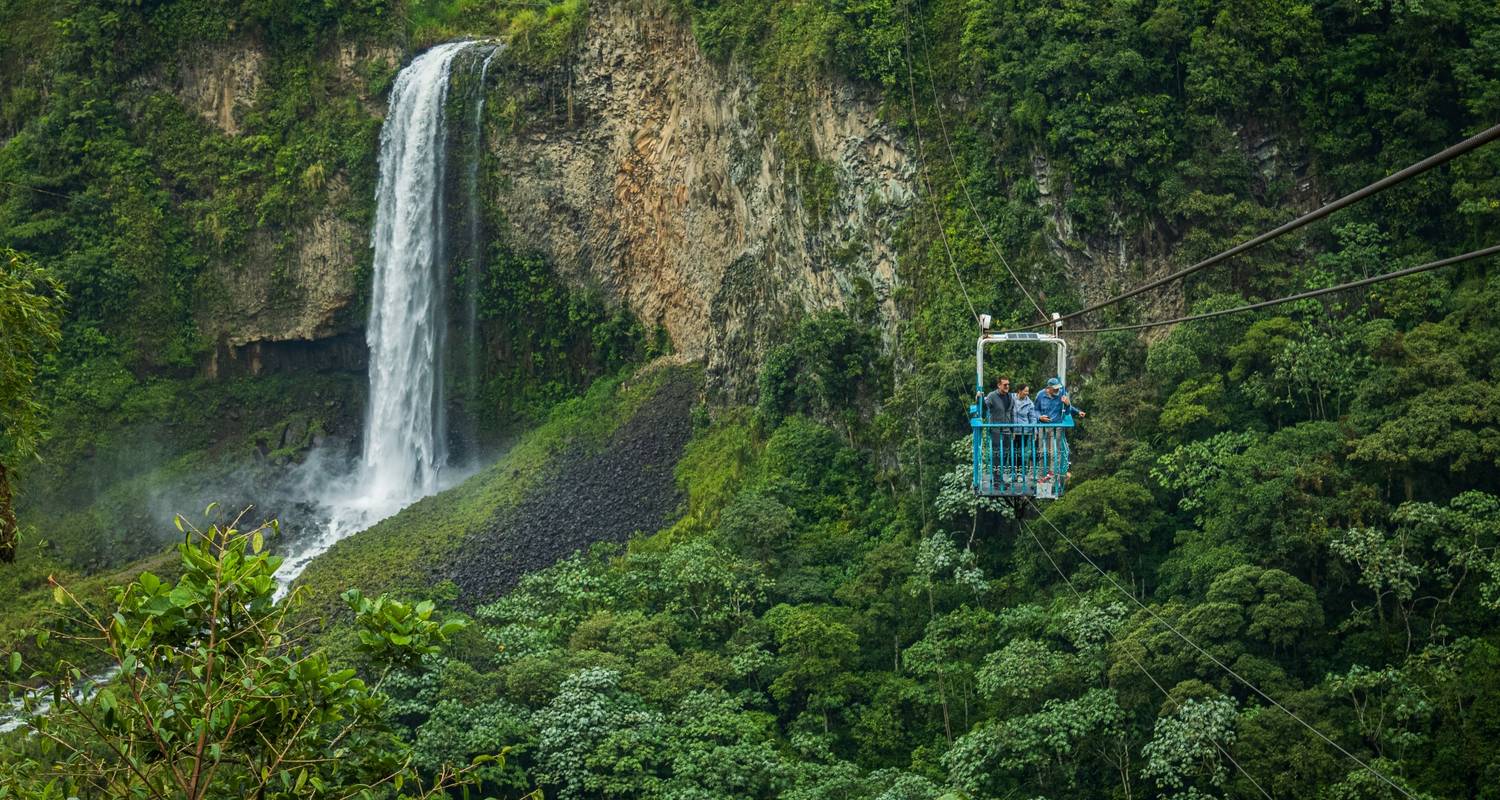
969,330,1073,500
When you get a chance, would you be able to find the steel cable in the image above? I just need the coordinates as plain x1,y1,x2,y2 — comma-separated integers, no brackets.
1023,122,1500,330
1027,501,1418,800
898,12,979,325
908,9,1050,325
1065,243,1500,334
1016,515,1276,800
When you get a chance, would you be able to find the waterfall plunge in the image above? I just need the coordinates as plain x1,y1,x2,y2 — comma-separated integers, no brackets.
272,41,496,593
363,40,468,502
3,41,499,732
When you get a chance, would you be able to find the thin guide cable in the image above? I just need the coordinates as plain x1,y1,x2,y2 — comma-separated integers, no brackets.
1066,243,1500,334
1027,501,1417,800
908,9,1050,325
1016,516,1276,800
899,11,978,324
0,180,71,199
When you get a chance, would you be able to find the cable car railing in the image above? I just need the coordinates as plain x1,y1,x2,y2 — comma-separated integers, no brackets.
971,417,1072,499
971,329,1073,499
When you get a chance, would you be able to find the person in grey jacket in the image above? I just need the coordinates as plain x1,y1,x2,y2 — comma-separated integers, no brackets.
1013,384,1038,480
980,376,1014,474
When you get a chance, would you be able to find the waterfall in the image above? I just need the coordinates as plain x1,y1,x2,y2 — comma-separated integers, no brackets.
364,40,467,500
271,41,496,593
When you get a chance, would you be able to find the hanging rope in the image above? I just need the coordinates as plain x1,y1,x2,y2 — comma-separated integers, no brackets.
898,14,979,325
907,9,1050,325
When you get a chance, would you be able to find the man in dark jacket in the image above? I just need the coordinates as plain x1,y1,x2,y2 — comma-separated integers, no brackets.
981,377,1015,476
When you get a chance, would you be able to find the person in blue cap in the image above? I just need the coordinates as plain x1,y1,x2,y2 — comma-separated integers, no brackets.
1035,377,1085,423
1035,377,1084,479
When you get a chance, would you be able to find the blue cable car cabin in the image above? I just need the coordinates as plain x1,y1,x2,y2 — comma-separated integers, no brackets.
969,331,1073,500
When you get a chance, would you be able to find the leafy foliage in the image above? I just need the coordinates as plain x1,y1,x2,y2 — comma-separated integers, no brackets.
0,512,486,799
5,0,1500,798
0,248,64,466
473,233,645,427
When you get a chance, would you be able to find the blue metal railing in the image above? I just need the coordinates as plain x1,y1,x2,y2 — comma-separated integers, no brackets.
970,417,1072,498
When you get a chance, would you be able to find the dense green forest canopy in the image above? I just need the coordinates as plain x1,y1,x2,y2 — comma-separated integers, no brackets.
3,0,1500,798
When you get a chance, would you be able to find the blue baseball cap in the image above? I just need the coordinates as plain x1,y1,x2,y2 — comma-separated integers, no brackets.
1046,377,1062,387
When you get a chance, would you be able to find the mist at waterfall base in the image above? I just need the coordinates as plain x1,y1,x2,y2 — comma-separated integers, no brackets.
272,40,500,595
47,40,502,593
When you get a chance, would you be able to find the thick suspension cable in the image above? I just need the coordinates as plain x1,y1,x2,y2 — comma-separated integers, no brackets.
1026,501,1417,800
1015,516,1275,800
1065,243,1500,334
908,10,1050,325
899,10,978,325
1022,121,1500,330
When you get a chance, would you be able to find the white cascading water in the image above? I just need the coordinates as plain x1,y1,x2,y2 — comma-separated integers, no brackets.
363,40,468,501
272,41,491,594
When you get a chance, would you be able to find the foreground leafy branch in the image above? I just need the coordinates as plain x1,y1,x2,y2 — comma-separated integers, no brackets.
0,247,64,564
1,510,497,799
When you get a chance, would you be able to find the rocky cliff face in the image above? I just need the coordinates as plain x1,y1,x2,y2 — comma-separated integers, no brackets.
200,180,365,379
169,39,266,137
126,5,1313,388
485,3,915,395
1030,126,1317,336
161,38,397,377
167,14,917,391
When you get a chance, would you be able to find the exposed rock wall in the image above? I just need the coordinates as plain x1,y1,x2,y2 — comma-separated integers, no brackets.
170,40,265,136
200,180,364,377
486,3,915,395
1030,151,1187,327
1031,126,1318,336
162,39,398,376
164,16,916,390
148,8,1320,388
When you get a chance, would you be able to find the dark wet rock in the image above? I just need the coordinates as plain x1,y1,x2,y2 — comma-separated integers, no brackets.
447,371,697,605
280,417,308,449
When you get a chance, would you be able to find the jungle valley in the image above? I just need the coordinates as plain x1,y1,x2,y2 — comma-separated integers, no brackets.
2,1,1499,798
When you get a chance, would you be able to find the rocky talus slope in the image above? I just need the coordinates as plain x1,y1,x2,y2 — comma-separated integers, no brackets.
288,363,702,616
448,365,696,602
